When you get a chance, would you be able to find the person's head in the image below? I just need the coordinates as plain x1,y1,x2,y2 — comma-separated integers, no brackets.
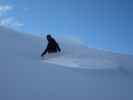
46,34,52,41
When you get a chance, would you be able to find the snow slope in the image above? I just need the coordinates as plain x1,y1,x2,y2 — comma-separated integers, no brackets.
0,26,133,100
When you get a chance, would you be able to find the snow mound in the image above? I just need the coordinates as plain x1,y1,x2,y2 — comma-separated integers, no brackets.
42,36,133,71
0,26,133,100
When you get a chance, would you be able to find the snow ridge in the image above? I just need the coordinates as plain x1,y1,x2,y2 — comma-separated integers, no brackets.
0,26,133,100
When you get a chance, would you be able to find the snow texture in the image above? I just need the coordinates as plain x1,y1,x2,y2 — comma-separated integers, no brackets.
0,26,133,100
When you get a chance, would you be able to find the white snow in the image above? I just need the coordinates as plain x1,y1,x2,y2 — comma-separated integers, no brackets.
0,26,133,100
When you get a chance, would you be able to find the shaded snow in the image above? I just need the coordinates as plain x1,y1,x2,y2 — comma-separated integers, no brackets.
0,26,133,100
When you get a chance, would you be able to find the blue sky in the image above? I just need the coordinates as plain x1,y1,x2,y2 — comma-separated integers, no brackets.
0,0,133,55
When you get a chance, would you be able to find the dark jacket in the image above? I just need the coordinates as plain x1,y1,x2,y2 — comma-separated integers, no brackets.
41,37,61,56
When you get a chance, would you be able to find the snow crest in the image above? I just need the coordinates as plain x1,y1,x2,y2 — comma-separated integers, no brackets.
0,26,133,100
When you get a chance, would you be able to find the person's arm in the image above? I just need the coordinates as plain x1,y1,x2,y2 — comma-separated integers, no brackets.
41,45,48,57
56,43,61,52
52,39,61,52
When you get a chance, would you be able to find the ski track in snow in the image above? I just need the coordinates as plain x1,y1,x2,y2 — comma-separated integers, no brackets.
43,54,118,69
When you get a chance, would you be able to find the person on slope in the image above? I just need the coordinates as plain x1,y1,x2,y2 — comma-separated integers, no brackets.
41,34,61,57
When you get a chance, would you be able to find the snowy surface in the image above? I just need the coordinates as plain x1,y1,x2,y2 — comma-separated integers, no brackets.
0,26,133,100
